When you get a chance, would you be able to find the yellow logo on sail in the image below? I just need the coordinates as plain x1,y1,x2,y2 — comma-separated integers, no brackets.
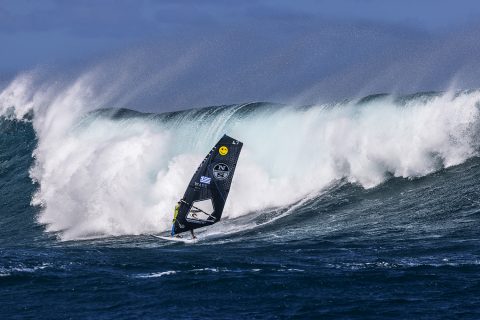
219,146,228,156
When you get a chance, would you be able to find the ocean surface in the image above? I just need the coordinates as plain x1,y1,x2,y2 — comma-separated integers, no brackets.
1,87,480,319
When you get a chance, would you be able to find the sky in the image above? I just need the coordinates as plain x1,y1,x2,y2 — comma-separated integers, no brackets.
1,0,480,111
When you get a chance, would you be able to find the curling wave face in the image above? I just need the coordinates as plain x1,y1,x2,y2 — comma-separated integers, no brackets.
1,74,480,240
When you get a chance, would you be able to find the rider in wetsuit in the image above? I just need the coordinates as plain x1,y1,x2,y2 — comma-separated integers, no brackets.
171,200,196,239
171,201,181,237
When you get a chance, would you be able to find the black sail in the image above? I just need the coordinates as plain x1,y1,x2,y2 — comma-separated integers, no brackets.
173,134,243,234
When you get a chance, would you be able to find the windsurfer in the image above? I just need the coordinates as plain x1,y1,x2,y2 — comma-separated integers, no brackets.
171,201,181,237
171,200,196,239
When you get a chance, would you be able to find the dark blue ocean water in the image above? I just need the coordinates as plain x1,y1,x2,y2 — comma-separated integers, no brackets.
1,114,480,319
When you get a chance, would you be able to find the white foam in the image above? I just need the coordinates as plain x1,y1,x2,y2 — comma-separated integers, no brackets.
135,270,177,278
190,268,220,272
0,263,51,276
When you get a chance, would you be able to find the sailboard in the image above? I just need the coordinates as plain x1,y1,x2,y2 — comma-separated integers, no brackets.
150,234,198,244
172,134,243,235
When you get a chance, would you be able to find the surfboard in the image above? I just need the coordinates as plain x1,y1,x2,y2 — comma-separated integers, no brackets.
150,234,198,244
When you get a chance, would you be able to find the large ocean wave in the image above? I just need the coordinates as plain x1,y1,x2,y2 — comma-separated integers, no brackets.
1,73,480,240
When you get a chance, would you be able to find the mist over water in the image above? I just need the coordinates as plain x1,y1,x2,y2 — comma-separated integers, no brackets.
1,72,480,240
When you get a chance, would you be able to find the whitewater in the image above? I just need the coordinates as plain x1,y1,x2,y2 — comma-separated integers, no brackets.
1,73,480,241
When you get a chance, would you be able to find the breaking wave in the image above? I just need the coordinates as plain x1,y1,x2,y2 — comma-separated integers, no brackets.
1,73,480,240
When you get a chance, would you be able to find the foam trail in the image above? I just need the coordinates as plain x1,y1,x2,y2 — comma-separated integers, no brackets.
1,72,480,240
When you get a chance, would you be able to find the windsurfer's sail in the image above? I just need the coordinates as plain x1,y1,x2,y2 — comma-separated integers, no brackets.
172,134,243,234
